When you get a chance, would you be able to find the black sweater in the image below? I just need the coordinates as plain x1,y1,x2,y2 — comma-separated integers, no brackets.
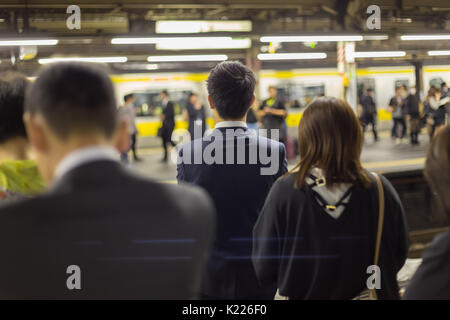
252,173,409,300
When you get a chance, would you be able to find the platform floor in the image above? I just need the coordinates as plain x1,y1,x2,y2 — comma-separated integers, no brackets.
129,131,429,183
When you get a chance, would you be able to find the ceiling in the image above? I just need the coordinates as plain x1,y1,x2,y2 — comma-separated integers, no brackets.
0,0,449,74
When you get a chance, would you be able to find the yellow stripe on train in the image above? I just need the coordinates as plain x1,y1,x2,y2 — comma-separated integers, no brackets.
137,112,392,137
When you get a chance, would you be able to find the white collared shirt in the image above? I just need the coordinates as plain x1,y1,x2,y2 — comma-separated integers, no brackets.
214,121,247,129
54,146,119,181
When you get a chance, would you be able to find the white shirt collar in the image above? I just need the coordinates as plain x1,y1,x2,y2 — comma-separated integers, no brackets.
215,121,247,129
54,146,119,181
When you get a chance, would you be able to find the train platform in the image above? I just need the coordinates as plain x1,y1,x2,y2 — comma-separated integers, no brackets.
129,131,429,183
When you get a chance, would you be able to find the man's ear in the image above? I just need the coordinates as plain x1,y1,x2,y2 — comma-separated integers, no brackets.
23,112,49,153
208,95,215,110
250,94,256,108
114,119,131,154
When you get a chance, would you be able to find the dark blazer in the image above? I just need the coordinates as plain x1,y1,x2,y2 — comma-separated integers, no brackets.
162,101,175,138
0,160,215,299
177,126,288,299
404,231,450,300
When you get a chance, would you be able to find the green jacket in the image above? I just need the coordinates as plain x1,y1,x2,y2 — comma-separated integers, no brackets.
0,160,45,200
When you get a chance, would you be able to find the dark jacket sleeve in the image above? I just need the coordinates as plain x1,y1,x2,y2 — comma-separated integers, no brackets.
403,232,450,300
276,144,288,180
378,175,409,299
164,102,175,121
252,179,283,292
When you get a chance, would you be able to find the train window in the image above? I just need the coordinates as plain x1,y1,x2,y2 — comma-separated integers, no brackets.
357,78,375,103
276,83,325,109
395,79,409,90
131,90,191,117
429,78,444,88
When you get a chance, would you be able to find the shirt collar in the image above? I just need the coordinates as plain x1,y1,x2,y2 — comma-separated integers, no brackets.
54,146,119,181
214,121,247,129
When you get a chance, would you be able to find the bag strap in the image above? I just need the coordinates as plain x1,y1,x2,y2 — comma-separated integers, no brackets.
369,172,385,300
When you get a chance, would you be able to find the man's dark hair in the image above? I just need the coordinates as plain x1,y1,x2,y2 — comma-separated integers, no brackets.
161,90,169,96
207,61,255,119
0,73,29,144
25,63,117,139
124,93,134,103
366,88,374,93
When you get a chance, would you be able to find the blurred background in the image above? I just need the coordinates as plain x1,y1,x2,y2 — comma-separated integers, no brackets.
0,0,449,248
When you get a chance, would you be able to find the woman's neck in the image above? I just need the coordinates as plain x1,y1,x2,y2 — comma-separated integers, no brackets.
0,137,30,162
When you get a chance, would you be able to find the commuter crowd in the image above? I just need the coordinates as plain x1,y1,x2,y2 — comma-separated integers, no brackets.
359,83,449,146
0,61,449,299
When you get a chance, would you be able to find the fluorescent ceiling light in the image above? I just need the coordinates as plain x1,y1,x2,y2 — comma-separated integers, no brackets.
401,34,450,40
363,35,389,40
147,54,228,62
260,35,363,43
257,53,327,60
112,36,251,50
354,51,406,58
156,38,250,50
38,56,128,64
428,50,450,56
156,20,252,33
0,39,58,46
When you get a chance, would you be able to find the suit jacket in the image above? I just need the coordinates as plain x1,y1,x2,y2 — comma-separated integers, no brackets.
177,126,288,299
0,160,215,299
404,231,450,300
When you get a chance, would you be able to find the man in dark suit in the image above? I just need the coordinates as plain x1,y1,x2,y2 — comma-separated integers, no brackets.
360,88,378,142
177,61,288,300
0,63,215,299
160,90,176,162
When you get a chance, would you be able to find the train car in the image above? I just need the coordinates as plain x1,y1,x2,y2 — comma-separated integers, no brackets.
112,65,450,137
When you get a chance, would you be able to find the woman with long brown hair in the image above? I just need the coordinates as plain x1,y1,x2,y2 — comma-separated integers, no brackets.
252,96,409,299
404,125,450,299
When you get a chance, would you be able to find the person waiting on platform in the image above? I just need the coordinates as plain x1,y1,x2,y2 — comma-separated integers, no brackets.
427,87,450,138
403,85,421,146
389,86,406,144
253,97,409,300
0,63,216,299
183,93,207,140
0,73,44,200
119,93,141,163
177,61,288,300
360,88,378,142
159,90,176,162
258,86,287,142
404,125,450,300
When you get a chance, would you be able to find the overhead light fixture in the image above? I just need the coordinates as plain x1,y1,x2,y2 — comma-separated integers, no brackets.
115,63,159,71
156,20,252,33
428,50,450,56
363,35,389,40
354,51,406,58
156,38,250,50
112,36,251,50
38,56,128,64
257,53,327,60
260,35,363,43
401,34,450,40
147,54,228,62
0,39,58,46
